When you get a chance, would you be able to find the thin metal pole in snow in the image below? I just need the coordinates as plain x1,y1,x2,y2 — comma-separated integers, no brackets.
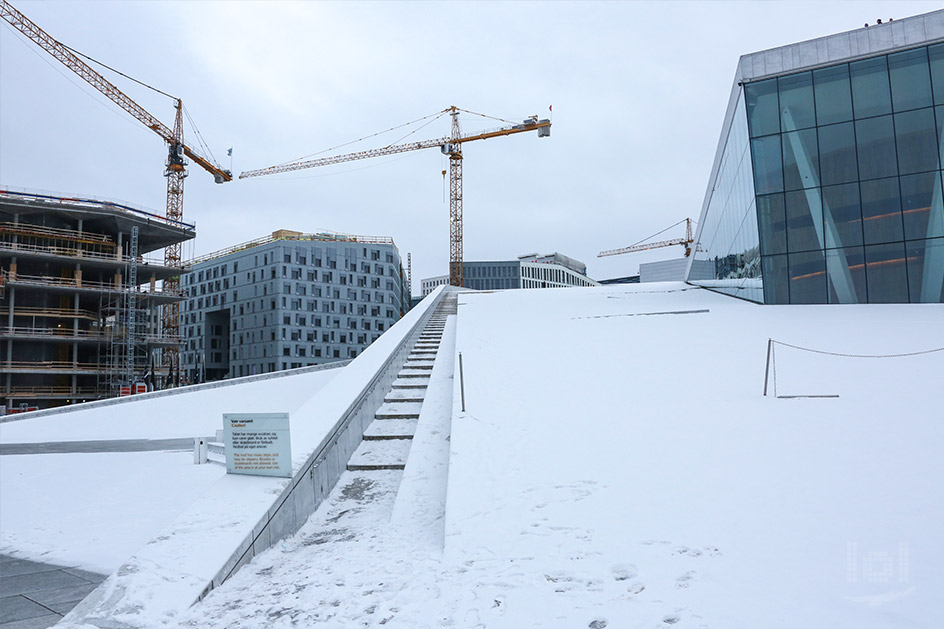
459,352,466,412
763,338,773,397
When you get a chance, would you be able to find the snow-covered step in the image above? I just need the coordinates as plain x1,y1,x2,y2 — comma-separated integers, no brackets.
401,360,433,373
385,389,425,403
375,401,423,419
363,418,418,440
407,354,436,362
397,370,432,378
410,349,438,356
347,439,412,470
392,379,428,389
414,342,440,348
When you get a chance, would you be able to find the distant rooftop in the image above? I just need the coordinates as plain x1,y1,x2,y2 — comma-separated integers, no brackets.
186,229,398,267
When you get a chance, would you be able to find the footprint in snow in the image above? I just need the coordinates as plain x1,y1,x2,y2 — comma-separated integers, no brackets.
611,564,638,582
589,620,608,628
676,570,696,589
674,546,702,557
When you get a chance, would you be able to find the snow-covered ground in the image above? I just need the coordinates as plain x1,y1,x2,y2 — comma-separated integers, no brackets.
0,366,341,573
0,451,224,574
171,283,944,628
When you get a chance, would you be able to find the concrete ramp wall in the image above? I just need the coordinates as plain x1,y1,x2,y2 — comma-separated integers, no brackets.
62,287,447,628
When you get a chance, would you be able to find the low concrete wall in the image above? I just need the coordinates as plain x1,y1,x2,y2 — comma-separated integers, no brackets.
62,287,446,628
1,360,351,423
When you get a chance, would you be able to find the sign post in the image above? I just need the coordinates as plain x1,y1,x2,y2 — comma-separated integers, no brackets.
223,412,292,478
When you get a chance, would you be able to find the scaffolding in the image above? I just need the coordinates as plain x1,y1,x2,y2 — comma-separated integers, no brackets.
100,227,149,396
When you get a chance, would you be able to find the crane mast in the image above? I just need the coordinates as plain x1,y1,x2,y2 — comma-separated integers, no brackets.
240,106,551,287
448,109,463,286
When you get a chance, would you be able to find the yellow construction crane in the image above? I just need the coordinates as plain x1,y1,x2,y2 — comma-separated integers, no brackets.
240,106,551,287
598,218,696,258
0,0,232,353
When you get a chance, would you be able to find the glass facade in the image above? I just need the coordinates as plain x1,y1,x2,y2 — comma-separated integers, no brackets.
691,41,944,304
688,89,763,301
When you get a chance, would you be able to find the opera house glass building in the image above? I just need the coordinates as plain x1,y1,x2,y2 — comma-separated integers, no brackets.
689,10,944,304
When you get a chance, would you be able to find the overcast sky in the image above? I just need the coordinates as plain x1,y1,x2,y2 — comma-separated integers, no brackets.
1,0,940,293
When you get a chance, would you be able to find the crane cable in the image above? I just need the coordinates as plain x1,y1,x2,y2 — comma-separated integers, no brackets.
272,108,453,168
625,218,696,248
63,38,223,169
455,107,519,126
181,103,220,167
385,110,448,147
60,41,177,101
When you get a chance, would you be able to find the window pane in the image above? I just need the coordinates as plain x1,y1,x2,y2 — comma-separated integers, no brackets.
826,246,867,303
757,194,786,255
851,56,892,119
906,237,944,302
814,63,853,125
860,177,903,244
888,47,932,112
900,171,944,240
751,135,783,194
782,129,819,190
935,105,944,170
762,254,790,304
855,115,898,180
788,250,826,304
894,108,939,174
785,188,823,253
865,242,909,302
746,78,780,137
822,183,863,249
930,44,944,105
818,121,858,185
779,72,815,131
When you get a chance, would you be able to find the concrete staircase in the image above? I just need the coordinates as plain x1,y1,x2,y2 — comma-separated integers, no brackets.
346,295,456,472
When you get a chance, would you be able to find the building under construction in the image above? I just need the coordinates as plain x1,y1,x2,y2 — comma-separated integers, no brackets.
0,189,192,412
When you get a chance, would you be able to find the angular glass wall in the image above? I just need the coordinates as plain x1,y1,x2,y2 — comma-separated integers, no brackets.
688,89,763,302
745,43,944,304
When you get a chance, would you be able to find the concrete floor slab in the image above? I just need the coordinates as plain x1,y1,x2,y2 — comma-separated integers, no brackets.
23,583,99,607
0,554,105,624
0,595,52,624
0,614,61,629
0,559,53,579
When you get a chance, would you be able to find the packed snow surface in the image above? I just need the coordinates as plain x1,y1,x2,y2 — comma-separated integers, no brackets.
0,451,224,574
173,283,943,628
0,366,341,573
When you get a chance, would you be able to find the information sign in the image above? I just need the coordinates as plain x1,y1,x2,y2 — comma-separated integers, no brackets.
223,412,292,478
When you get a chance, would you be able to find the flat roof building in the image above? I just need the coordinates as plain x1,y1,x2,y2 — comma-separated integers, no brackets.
688,10,944,304
182,229,407,381
0,189,192,411
420,253,598,296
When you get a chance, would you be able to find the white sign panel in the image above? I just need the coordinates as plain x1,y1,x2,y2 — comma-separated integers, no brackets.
223,412,292,478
